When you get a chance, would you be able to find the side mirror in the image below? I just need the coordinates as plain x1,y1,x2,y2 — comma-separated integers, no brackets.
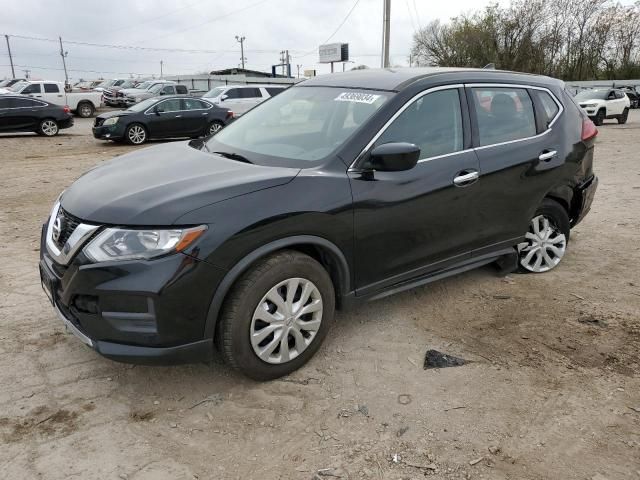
220,94,228,102
154,106,163,115
365,142,420,172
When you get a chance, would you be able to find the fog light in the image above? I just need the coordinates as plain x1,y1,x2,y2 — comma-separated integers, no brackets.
73,295,99,314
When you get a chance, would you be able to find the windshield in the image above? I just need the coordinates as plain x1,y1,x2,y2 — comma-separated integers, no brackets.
96,80,113,88
0,80,11,87
148,83,167,94
119,80,136,89
126,97,158,112
203,86,226,98
205,86,391,165
9,81,28,91
135,81,153,90
575,89,609,100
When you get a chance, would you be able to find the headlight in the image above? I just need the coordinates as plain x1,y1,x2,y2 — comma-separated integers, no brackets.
103,117,119,126
583,103,597,108
83,225,207,262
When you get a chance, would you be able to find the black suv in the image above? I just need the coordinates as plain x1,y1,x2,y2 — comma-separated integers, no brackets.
40,68,598,380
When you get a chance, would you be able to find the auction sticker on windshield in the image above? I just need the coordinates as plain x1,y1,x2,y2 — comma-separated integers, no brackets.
334,92,381,104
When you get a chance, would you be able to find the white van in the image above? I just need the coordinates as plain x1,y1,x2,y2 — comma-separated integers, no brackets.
202,84,288,116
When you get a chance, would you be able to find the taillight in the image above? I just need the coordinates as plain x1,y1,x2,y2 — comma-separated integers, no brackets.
225,110,234,120
581,118,597,141
63,105,70,114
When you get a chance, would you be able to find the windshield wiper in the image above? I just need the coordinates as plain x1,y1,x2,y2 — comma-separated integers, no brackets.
212,151,252,164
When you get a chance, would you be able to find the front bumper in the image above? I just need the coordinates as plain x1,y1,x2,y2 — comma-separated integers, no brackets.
571,175,598,227
92,123,125,140
40,223,225,365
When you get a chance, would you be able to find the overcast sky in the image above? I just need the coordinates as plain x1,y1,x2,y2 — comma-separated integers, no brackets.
1,0,517,81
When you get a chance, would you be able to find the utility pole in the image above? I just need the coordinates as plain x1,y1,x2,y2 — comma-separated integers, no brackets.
285,50,291,77
160,60,163,78
381,0,391,68
296,64,302,78
58,36,69,88
235,35,246,69
4,35,15,78
23,69,30,79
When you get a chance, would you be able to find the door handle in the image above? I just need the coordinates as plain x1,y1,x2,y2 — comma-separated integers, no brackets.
539,150,557,161
174,115,182,118
453,170,479,187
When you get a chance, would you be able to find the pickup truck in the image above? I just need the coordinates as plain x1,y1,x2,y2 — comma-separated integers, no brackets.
4,80,103,117
124,82,188,106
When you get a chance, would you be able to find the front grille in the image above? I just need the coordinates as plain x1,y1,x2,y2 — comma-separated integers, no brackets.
55,208,82,248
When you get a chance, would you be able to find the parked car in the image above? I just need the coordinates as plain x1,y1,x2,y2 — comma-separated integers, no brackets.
0,78,26,94
40,67,598,380
113,80,163,107
93,79,118,93
619,87,639,109
124,81,187,106
73,80,104,91
0,95,73,136
6,80,103,118
102,79,140,107
92,96,232,144
202,84,287,116
574,88,630,125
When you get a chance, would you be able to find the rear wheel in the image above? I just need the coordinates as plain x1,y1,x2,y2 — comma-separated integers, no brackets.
593,108,605,126
37,119,59,136
219,250,335,381
517,199,570,273
207,120,224,136
617,108,629,124
125,123,147,145
77,102,95,118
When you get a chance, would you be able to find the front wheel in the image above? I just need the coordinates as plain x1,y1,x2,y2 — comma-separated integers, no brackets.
125,123,147,145
37,119,59,136
517,199,570,273
617,108,629,124
219,250,335,381
593,109,605,126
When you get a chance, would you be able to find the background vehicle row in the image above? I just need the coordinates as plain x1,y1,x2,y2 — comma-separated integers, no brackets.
3,80,102,118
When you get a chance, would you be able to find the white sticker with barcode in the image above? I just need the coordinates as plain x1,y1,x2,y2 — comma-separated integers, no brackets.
334,92,381,104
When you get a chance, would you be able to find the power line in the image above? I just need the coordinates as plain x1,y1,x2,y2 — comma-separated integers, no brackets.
297,0,362,58
412,0,423,30
405,0,418,34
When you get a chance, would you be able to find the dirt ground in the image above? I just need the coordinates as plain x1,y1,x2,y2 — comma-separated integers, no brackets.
0,111,639,480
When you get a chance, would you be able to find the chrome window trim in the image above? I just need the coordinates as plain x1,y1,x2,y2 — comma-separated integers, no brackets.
349,82,564,170
45,201,100,266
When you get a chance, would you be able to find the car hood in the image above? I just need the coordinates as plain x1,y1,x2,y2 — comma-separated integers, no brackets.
577,98,604,104
60,142,300,225
120,88,145,96
96,110,134,120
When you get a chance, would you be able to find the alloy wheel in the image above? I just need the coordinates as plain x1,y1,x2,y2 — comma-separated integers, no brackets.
209,122,223,135
41,120,58,136
79,104,92,117
250,277,323,364
128,125,146,144
517,215,567,272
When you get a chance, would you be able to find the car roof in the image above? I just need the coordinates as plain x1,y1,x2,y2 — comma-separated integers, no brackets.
301,67,563,92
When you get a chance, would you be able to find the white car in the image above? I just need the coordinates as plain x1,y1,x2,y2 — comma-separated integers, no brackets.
6,80,103,117
574,88,630,125
202,84,287,116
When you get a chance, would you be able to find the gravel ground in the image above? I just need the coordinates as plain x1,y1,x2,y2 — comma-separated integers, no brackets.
1,112,639,480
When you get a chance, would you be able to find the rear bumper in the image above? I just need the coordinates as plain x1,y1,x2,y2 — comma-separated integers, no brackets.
571,175,598,227
59,117,74,129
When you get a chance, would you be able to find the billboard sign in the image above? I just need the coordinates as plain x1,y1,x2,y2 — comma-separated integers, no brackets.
319,43,349,63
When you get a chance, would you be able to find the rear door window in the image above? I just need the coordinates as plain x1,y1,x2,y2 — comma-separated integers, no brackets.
175,85,188,94
44,83,60,93
470,87,536,146
13,98,41,107
183,98,211,110
375,88,464,159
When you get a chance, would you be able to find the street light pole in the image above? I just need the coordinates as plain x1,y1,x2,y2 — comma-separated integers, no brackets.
4,35,15,78
381,0,391,68
235,35,246,69
160,60,163,78
59,36,69,88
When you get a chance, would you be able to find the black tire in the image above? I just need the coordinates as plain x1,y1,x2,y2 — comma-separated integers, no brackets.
593,108,605,126
76,102,95,118
219,250,335,381
617,108,629,124
124,123,147,145
207,120,224,136
37,118,59,136
517,198,570,274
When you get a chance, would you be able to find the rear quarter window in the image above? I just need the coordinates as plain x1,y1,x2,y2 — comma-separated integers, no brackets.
531,90,560,128
176,85,188,94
